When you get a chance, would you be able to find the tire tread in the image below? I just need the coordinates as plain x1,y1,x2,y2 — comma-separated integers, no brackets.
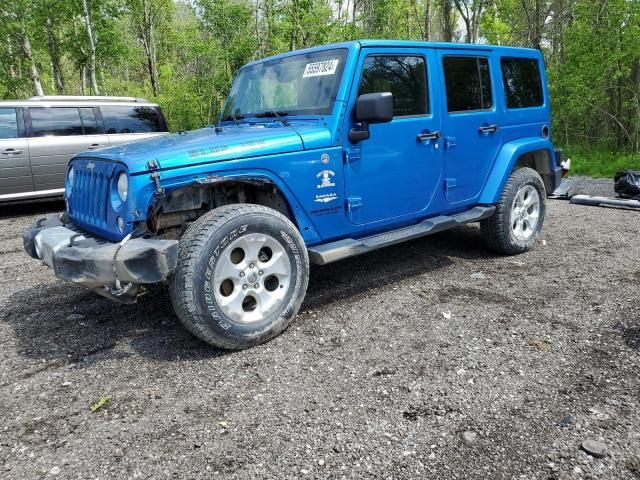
169,204,308,349
481,167,546,255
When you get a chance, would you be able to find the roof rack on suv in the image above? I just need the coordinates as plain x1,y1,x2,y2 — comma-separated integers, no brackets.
27,95,149,103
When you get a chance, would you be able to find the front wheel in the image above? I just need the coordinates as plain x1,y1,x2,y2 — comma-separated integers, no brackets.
170,204,309,349
481,167,546,255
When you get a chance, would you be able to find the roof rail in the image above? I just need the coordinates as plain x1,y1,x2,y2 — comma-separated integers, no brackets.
27,95,149,103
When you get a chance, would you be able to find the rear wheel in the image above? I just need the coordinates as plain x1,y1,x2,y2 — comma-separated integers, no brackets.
481,167,546,255
170,204,309,349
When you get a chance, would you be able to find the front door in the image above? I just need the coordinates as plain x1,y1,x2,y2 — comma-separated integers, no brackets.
438,50,502,204
344,48,443,225
0,107,32,197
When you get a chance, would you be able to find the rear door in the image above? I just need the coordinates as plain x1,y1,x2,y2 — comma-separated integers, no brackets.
100,105,167,146
26,106,109,191
0,107,32,197
438,49,502,205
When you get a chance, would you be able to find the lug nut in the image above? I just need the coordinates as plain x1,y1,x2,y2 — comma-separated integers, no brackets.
249,263,255,269
242,284,248,290
254,283,259,289
239,272,245,277
258,270,264,275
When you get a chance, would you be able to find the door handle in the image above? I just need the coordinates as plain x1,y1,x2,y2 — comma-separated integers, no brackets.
416,131,442,142
1,149,23,155
479,124,499,134
88,144,101,150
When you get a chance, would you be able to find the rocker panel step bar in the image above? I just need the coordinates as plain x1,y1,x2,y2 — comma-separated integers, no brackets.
308,205,496,265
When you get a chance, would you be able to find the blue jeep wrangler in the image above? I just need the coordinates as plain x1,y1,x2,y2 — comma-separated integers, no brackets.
24,40,562,349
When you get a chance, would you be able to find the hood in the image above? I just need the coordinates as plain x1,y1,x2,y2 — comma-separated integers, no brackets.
78,122,332,174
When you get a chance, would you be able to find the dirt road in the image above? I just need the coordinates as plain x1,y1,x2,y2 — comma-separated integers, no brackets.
1,196,639,479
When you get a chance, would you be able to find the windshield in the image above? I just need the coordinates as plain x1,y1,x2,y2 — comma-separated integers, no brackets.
222,48,348,120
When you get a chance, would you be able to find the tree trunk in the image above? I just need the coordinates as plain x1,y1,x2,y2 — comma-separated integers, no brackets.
138,0,160,96
533,0,543,50
632,59,640,152
454,0,486,44
441,0,453,42
17,31,44,96
81,64,87,96
254,0,262,57
46,17,64,95
424,0,432,40
463,17,472,42
7,35,16,81
81,0,101,95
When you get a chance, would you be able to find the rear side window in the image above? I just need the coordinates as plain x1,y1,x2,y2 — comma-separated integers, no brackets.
101,106,164,134
358,56,429,117
443,56,493,113
30,107,84,137
501,58,544,108
0,108,18,139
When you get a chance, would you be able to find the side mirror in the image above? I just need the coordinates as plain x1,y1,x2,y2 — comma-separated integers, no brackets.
349,92,394,143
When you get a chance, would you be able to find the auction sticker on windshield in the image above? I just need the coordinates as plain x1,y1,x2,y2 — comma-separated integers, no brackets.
303,60,340,78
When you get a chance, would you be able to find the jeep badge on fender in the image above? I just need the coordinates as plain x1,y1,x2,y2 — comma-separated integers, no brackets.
23,40,563,350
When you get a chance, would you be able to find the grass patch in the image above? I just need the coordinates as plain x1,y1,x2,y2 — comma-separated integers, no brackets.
90,395,112,413
560,147,640,178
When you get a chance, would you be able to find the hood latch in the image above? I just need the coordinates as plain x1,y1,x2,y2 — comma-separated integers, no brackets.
146,159,165,198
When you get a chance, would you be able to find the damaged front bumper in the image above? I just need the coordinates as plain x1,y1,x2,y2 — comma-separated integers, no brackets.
23,214,178,303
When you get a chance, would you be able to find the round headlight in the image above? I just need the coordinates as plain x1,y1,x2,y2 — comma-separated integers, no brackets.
117,172,128,202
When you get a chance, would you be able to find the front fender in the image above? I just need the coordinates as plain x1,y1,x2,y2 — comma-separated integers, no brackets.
479,138,555,204
147,168,322,245
210,170,321,244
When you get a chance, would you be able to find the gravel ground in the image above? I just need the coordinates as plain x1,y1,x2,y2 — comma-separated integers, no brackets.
562,176,617,198
1,182,639,480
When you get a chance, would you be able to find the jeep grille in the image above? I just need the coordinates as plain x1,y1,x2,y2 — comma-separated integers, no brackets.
67,159,115,233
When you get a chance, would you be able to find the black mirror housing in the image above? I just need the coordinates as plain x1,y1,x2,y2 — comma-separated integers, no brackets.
355,92,394,123
349,92,393,143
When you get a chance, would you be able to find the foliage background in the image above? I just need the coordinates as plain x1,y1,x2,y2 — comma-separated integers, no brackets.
1,0,639,175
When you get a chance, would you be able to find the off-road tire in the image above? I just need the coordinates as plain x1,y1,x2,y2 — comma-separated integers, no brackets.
481,167,546,255
170,204,309,349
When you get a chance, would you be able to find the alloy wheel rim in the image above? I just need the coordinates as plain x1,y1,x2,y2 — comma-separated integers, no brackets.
510,184,541,241
213,233,291,323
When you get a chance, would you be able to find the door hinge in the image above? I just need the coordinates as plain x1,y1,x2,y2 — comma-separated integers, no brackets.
445,137,457,149
346,196,363,212
445,178,457,191
344,149,361,164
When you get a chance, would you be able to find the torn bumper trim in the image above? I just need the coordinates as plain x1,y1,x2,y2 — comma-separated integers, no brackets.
23,214,178,289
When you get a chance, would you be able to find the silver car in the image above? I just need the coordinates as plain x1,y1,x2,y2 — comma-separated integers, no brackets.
0,96,168,202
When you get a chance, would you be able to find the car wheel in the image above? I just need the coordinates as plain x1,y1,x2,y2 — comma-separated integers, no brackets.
481,167,546,255
170,204,309,349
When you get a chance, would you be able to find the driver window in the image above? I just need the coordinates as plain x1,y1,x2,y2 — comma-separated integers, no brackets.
358,55,429,117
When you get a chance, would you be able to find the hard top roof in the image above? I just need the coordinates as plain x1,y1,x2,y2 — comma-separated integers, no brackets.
243,39,541,68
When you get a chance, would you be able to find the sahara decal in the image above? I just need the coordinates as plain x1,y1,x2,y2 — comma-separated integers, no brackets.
314,192,338,203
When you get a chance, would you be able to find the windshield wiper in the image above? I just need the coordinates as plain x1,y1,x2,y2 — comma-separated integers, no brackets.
254,111,290,126
221,113,245,123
